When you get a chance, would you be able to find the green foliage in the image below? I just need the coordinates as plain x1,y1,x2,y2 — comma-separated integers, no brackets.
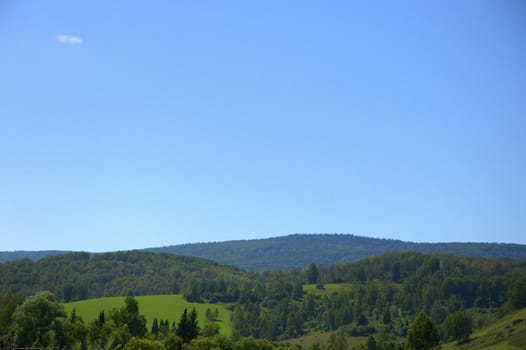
3,235,526,273
11,291,67,348
202,320,221,337
108,295,147,338
0,250,69,263
307,263,319,284
441,307,526,350
152,318,159,335
327,332,347,350
176,307,199,343
124,337,165,350
444,311,473,344
231,252,526,341
0,250,248,302
147,234,526,271
391,262,401,283
3,250,526,348
406,312,439,350
0,292,23,345
508,276,526,310
366,336,378,350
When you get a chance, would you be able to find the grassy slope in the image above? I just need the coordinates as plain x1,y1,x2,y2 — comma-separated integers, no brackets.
442,308,526,350
64,295,232,336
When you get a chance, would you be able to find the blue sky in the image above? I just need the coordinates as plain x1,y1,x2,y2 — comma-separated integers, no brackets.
1,1,525,251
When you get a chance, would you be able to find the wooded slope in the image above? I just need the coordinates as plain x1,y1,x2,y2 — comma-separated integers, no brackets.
147,233,526,271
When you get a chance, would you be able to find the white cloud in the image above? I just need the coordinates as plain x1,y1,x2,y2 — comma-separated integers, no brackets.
56,35,83,45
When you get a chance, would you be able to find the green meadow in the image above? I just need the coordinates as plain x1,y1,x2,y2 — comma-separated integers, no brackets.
64,294,232,336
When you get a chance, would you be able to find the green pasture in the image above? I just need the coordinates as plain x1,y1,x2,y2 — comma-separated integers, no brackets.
64,294,231,336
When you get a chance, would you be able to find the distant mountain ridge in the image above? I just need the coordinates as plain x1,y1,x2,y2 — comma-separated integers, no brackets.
0,250,70,263
2,234,526,271
146,233,526,271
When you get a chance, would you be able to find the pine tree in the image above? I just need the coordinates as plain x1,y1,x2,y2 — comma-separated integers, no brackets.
98,310,105,326
176,308,199,342
151,317,159,335
123,295,147,337
188,307,200,340
307,263,319,284
176,308,189,342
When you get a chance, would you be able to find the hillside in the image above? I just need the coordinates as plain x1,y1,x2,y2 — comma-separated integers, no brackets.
0,250,249,301
442,307,526,350
2,250,526,349
2,234,526,272
147,233,526,271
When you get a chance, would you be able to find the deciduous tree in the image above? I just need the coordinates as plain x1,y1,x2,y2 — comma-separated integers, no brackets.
407,312,440,350
12,291,66,348
444,311,472,344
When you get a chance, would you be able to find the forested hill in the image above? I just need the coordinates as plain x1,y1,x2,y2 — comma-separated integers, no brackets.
0,250,70,263
2,234,526,272
2,249,525,346
147,234,526,271
0,250,249,301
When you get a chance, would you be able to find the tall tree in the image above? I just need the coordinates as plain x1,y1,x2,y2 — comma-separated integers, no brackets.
151,318,159,335
407,312,440,350
391,262,401,283
307,263,319,284
188,307,200,340
176,307,200,342
123,295,147,338
509,276,526,310
176,308,189,341
0,292,24,348
98,310,105,325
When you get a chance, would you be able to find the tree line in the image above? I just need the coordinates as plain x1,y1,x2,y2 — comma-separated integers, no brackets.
230,252,526,341
148,233,526,271
0,251,249,302
1,251,526,349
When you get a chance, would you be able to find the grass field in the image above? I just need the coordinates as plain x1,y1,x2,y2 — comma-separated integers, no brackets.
442,307,526,350
64,294,232,336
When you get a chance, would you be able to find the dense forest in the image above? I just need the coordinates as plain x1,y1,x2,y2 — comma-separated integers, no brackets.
230,252,526,341
3,234,526,271
0,251,249,302
150,234,526,271
1,250,526,349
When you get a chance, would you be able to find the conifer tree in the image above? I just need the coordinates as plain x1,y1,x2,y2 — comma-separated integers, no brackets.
176,308,189,342
151,317,159,335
